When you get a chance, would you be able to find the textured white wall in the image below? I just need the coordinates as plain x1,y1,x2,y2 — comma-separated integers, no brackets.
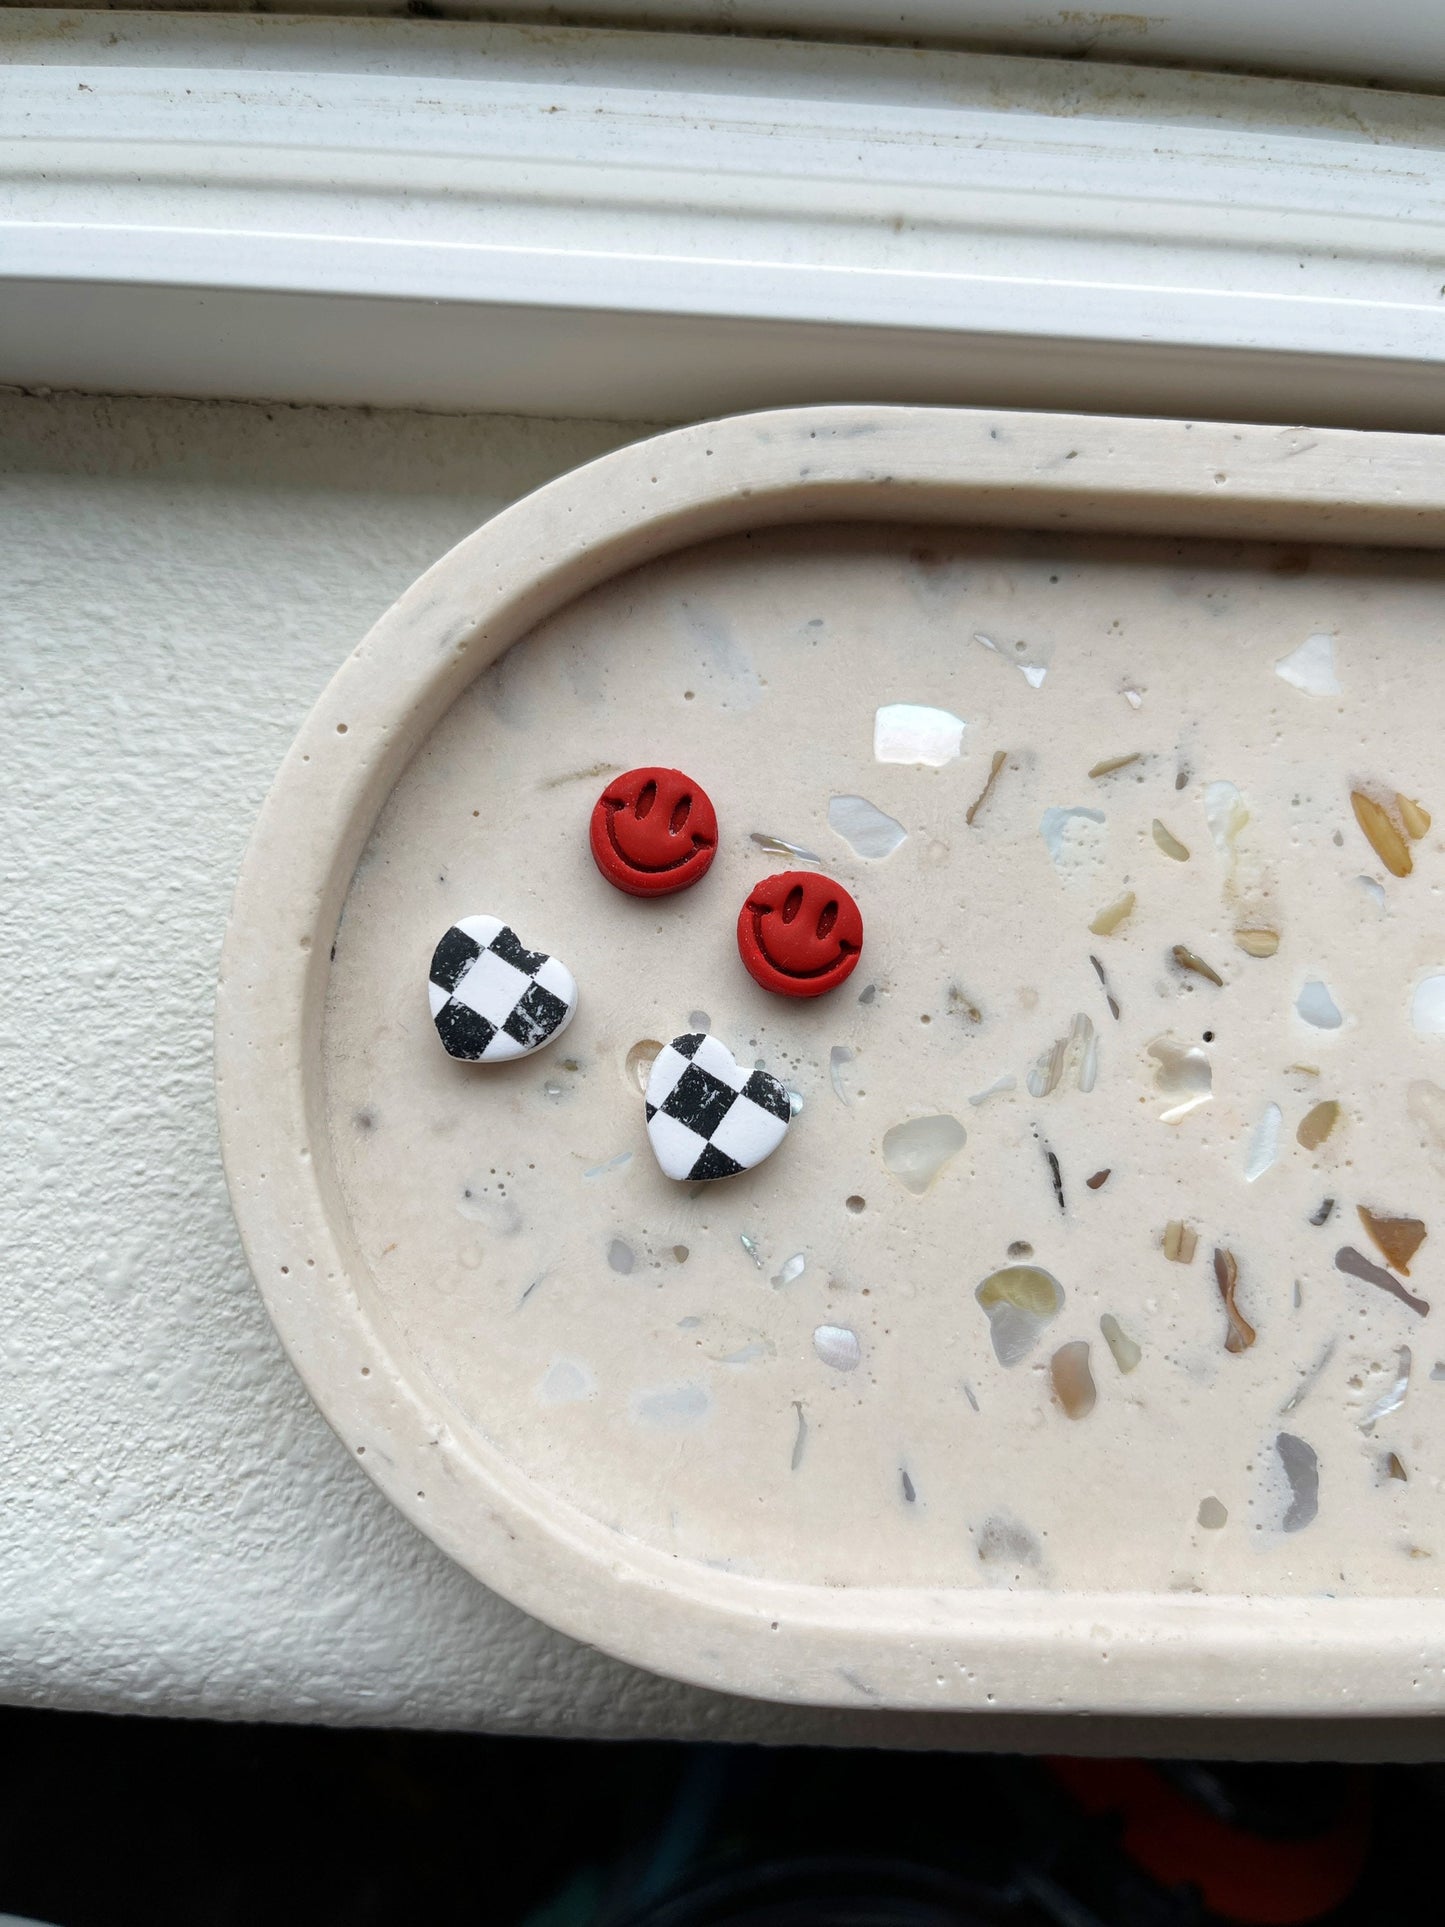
1,388,1436,1756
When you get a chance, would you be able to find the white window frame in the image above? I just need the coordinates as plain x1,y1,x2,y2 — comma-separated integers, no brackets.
20,0,1445,92
4,6,1445,426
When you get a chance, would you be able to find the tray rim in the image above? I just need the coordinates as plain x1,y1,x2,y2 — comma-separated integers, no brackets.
216,402,1445,1716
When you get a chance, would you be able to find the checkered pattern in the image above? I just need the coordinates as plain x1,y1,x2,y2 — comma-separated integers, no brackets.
428,916,576,1063
644,1033,791,1182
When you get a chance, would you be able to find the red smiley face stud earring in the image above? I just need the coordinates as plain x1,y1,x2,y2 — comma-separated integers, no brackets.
590,766,718,898
588,771,862,999
737,870,864,998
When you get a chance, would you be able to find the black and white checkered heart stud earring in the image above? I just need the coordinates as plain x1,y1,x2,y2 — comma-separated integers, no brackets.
428,916,577,1062
645,1032,791,1182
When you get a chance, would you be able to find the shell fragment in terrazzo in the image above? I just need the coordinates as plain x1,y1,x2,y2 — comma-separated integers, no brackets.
428,916,577,1062
645,1033,791,1182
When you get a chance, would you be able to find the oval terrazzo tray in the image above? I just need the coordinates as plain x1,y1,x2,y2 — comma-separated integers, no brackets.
218,405,1445,1715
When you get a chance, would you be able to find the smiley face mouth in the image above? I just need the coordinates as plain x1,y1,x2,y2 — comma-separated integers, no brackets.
746,902,859,978
604,798,713,874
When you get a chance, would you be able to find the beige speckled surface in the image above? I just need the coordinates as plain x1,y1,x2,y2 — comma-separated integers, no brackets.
219,405,1445,1713
327,519,1445,1603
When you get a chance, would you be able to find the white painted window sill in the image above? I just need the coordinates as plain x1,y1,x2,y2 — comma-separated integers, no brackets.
6,381,1445,1755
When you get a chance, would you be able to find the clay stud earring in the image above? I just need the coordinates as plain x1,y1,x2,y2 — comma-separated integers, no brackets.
645,1031,791,1182
428,916,577,1062
590,766,718,897
737,871,863,997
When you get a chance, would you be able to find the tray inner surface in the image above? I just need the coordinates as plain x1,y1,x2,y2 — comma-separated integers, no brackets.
324,522,1445,1600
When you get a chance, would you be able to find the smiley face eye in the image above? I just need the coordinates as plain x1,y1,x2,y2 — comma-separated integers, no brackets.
816,898,839,941
781,884,805,924
634,779,658,820
669,792,693,835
